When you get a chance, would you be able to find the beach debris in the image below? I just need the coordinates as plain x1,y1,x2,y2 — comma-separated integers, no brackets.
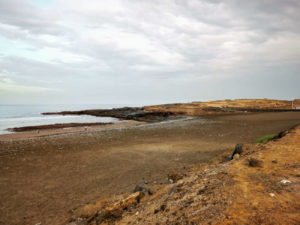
280,179,291,185
230,143,243,159
270,193,275,197
248,158,262,167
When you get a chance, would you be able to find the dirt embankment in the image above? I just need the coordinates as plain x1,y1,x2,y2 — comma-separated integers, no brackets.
43,99,300,122
70,125,300,225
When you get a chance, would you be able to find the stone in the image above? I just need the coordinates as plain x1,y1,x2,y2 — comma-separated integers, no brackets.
160,204,166,211
248,158,262,167
133,184,154,195
233,153,240,160
168,172,183,183
230,143,243,159
133,185,148,193
270,193,275,197
280,179,291,185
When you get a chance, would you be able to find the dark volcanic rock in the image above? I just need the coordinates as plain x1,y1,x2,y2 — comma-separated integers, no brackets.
43,107,176,123
230,144,243,159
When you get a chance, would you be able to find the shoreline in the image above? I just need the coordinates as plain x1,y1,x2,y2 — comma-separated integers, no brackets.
0,120,145,141
7,122,113,132
1,111,300,225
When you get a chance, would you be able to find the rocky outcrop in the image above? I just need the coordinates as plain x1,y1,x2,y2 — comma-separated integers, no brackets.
43,107,177,122
43,99,300,123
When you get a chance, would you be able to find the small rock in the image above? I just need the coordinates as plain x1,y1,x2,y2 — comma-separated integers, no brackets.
231,143,243,159
154,209,159,214
233,153,240,160
168,179,174,184
168,172,183,182
280,179,291,185
135,211,139,216
248,158,262,167
270,193,275,197
160,204,166,211
133,185,148,194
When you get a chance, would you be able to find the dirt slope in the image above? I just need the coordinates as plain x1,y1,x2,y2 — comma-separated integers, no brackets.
71,125,300,225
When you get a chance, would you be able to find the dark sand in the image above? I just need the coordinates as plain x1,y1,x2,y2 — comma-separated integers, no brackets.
0,112,300,225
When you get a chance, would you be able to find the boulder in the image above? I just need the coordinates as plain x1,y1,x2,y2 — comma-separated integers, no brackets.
230,144,243,159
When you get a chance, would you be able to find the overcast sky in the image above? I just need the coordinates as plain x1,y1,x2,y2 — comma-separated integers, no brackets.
0,0,299,105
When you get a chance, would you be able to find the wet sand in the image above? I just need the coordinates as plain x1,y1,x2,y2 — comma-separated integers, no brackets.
0,112,300,225
0,121,144,141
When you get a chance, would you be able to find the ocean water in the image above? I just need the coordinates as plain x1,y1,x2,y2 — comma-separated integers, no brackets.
0,104,128,134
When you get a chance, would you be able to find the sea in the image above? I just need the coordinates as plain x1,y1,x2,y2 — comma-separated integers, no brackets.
0,104,132,134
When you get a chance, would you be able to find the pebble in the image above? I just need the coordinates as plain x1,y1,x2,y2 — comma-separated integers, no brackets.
280,179,291,185
269,193,275,197
233,153,240,160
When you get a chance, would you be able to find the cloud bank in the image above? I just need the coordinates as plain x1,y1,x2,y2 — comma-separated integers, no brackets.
0,0,299,104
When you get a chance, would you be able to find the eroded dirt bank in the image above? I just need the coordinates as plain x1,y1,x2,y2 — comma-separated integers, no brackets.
0,112,300,225
78,120,300,225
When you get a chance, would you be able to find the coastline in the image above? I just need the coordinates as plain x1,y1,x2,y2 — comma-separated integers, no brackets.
1,112,300,225
0,120,144,141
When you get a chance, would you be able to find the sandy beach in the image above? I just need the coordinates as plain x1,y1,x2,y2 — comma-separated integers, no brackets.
1,112,300,225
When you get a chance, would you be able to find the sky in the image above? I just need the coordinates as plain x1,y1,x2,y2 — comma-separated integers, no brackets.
0,0,299,105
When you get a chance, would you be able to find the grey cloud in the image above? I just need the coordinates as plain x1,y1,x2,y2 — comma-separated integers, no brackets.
0,0,68,35
0,0,299,104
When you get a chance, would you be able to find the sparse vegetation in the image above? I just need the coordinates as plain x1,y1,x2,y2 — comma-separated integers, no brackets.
256,134,275,143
